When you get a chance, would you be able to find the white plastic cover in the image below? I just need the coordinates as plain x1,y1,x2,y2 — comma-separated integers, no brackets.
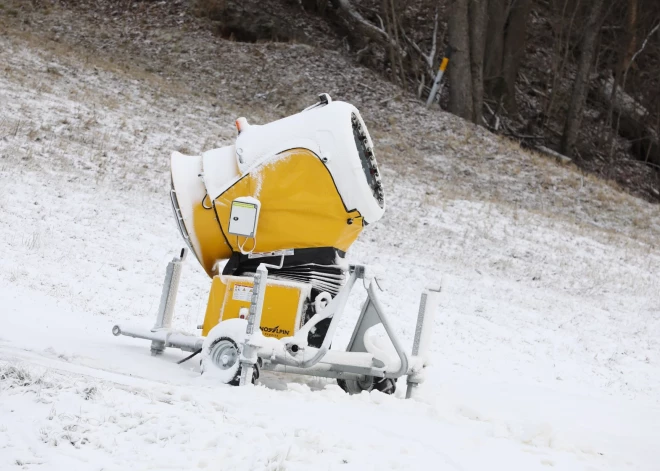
232,101,384,224
171,151,205,259
202,145,240,201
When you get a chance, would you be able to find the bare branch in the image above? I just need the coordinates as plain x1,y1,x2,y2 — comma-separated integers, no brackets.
629,21,660,68
376,14,385,32
429,9,439,69
335,0,388,42
335,0,407,58
611,21,660,159
399,10,439,78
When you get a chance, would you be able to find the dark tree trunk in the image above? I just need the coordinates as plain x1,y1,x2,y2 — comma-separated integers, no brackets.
624,0,639,70
381,0,398,83
483,0,531,112
484,0,507,97
448,0,474,120
469,0,488,125
501,0,532,112
561,0,606,156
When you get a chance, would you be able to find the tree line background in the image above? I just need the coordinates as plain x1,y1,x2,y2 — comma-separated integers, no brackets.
196,0,660,200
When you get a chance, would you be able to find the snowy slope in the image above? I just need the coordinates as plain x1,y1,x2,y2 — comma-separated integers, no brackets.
1,33,660,471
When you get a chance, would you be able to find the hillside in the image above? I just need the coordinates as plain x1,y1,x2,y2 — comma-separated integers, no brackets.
1,2,660,470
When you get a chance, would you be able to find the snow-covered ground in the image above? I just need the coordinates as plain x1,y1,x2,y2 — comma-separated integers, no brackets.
1,32,660,471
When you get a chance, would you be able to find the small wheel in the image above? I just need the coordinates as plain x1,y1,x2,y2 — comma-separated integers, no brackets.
201,319,258,385
337,376,374,394
206,337,241,384
337,376,396,395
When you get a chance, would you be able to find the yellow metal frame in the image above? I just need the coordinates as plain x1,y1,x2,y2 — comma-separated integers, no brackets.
189,148,363,277
202,275,311,339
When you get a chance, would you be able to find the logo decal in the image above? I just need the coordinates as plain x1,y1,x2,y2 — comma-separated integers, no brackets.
260,325,290,336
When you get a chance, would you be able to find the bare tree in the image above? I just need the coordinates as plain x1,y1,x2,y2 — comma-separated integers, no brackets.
448,0,474,120
501,0,532,112
484,0,533,112
544,0,581,122
469,0,488,125
561,0,606,156
624,0,639,70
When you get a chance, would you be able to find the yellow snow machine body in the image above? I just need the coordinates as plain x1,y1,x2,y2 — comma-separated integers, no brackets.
112,94,438,397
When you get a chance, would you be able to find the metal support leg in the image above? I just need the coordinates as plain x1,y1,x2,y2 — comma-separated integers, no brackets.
406,285,440,398
345,281,410,378
150,248,187,356
239,264,268,385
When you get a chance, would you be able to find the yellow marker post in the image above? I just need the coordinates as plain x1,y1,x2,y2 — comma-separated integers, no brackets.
426,47,453,108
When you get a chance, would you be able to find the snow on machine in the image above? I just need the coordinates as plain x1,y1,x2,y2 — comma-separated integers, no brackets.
112,94,439,397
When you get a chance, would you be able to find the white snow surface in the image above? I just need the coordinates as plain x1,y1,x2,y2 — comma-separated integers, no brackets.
1,34,660,471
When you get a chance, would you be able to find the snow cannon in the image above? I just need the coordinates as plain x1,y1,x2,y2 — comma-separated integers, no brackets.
169,94,384,278
112,94,439,397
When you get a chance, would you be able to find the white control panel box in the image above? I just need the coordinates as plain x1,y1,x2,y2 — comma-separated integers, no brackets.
228,197,261,238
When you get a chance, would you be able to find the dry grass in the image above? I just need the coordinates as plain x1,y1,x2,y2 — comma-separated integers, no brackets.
0,0,658,253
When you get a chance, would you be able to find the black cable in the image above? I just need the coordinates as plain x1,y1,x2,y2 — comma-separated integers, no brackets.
177,348,202,365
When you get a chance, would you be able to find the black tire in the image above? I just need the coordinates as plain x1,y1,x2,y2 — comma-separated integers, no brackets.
226,363,259,386
307,317,331,348
337,376,396,395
